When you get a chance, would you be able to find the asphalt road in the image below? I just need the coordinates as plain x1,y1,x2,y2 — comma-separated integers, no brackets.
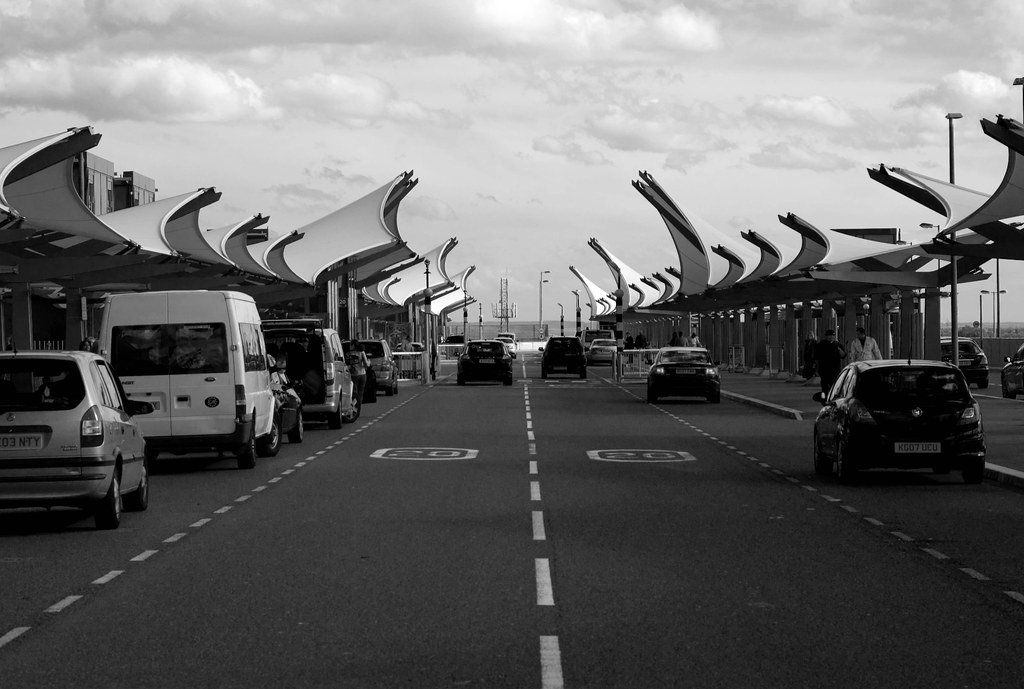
3,352,1024,687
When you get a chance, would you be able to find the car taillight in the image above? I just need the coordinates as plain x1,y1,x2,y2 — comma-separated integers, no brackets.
235,385,247,419
849,400,876,424
977,355,987,365
959,404,980,425
81,406,104,448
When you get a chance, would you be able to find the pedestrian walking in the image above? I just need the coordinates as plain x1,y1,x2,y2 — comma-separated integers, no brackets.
669,331,681,347
689,331,702,347
813,329,847,393
801,333,817,379
634,332,647,349
347,341,370,406
848,326,882,362
624,333,634,349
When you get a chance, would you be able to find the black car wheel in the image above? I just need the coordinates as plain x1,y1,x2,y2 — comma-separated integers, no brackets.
977,379,989,389
579,368,587,379
1002,382,1016,399
962,458,985,484
236,427,257,469
342,396,361,424
835,435,857,483
541,367,548,379
457,374,466,386
707,392,721,403
646,386,657,403
812,431,831,476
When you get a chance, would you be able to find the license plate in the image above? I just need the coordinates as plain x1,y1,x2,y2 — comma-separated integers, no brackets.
553,366,567,371
895,442,940,453
478,358,495,364
0,434,43,450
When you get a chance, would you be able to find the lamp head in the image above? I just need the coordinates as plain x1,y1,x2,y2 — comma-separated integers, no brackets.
946,112,963,120
1013,77,1024,86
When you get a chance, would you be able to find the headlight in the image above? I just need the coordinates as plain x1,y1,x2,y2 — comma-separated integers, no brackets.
651,365,665,375
706,367,719,377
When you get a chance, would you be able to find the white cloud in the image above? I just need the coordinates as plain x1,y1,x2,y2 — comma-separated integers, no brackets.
533,133,611,166
263,184,337,213
753,95,857,128
405,196,457,222
897,70,1014,111
748,141,856,171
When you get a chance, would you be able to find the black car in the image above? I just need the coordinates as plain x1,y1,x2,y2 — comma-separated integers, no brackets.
539,337,586,379
1000,340,1024,399
457,340,515,385
940,338,988,388
812,360,985,483
646,347,720,403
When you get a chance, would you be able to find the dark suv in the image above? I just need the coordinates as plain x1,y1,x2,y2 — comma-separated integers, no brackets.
940,338,988,388
539,337,587,379
1001,340,1024,399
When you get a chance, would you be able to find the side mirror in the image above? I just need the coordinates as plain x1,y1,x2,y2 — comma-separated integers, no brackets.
811,392,824,405
1006,356,1012,363
538,347,544,352
511,352,517,359
126,399,154,415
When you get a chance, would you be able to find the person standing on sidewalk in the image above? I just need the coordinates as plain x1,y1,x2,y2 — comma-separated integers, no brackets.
848,326,883,362
813,329,846,394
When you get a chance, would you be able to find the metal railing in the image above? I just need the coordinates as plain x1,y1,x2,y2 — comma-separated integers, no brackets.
437,344,464,360
726,346,746,371
393,353,424,380
31,340,65,350
616,349,659,380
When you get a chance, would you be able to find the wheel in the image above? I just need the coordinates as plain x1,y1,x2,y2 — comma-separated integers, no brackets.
144,445,159,463
341,396,361,424
1002,382,1015,399
457,376,465,386
835,435,857,483
503,376,513,386
541,367,547,379
962,458,985,484
812,431,831,476
707,392,721,403
978,379,989,390
236,428,256,470
328,402,344,429
94,470,122,530
580,369,587,379
646,387,657,403
392,381,399,396
123,457,149,512
288,409,304,443
256,412,281,457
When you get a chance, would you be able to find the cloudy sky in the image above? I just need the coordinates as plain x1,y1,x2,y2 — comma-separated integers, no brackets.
3,0,1024,326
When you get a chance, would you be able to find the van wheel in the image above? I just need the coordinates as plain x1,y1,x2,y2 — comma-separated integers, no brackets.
256,412,281,457
123,457,149,512
288,409,304,443
236,430,256,470
94,469,122,530
341,397,360,424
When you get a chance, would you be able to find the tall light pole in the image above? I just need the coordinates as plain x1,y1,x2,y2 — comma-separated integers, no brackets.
478,303,483,340
558,303,564,336
539,270,550,339
981,289,1006,349
947,112,963,366
978,291,985,349
423,260,432,384
571,289,581,336
462,288,468,337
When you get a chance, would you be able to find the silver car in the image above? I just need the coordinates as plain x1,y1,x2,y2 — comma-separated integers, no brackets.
0,351,154,529
587,338,617,365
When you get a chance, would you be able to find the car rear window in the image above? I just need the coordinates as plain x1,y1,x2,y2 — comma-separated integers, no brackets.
361,341,385,358
112,323,229,375
941,342,981,356
591,340,616,347
658,350,710,364
855,367,969,407
546,339,583,352
0,358,86,411
468,342,505,355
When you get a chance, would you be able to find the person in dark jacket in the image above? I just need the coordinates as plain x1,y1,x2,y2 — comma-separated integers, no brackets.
813,329,846,394
801,333,817,379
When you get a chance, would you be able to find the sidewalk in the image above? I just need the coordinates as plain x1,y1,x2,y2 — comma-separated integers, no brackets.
719,369,1024,489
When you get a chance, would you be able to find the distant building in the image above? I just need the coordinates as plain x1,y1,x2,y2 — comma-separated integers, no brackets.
114,170,156,209
73,153,156,214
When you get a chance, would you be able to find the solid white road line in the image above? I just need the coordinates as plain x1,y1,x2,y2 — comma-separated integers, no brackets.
45,596,83,613
92,570,124,585
531,482,542,501
0,627,29,649
533,511,546,541
535,559,554,605
540,636,565,689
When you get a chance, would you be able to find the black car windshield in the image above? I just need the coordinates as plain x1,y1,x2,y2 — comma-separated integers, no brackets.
0,358,86,411
658,350,710,364
855,367,969,408
361,342,385,358
467,342,505,355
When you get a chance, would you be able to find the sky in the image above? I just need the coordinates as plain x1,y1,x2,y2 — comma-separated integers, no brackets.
2,0,1024,326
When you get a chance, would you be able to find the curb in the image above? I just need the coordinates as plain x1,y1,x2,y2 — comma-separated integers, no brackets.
721,390,803,421
985,463,1024,489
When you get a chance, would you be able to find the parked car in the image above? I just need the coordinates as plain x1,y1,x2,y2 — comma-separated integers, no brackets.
940,338,988,388
539,337,587,379
587,338,617,365
360,339,400,396
268,355,303,445
812,360,985,483
100,290,275,469
443,335,465,345
0,351,155,529
496,332,518,349
457,340,515,385
645,347,720,403
263,319,356,429
1001,340,1024,399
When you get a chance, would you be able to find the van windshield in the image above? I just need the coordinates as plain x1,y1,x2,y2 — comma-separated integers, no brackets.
0,359,85,411
112,323,229,376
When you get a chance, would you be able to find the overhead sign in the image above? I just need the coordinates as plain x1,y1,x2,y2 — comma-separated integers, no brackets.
586,449,696,463
371,448,479,460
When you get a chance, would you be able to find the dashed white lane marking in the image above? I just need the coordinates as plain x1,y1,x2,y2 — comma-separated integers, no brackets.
191,518,212,528
864,518,884,527
1005,591,1024,605
268,477,282,484
92,570,124,585
962,568,991,581
281,469,295,475
529,443,537,456
163,533,187,543
535,559,555,605
527,421,533,429
45,596,83,613
214,506,233,514
891,531,914,542
803,485,818,492
922,548,949,560
821,495,841,502
131,550,158,562
0,627,29,648
540,636,565,689
252,485,267,492
530,461,538,475
235,495,252,503
526,412,532,420
785,476,800,484
533,511,546,541
315,450,327,455
294,462,307,467
841,505,859,514
531,481,542,501
527,431,536,441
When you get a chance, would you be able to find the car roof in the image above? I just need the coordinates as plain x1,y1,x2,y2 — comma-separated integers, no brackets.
658,346,708,353
0,350,100,362
850,359,959,371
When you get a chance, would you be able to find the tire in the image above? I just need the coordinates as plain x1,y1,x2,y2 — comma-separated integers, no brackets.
541,367,547,379
812,431,831,477
1002,382,1015,399
123,457,149,512
457,375,466,386
144,445,159,463
341,396,361,424
94,469,122,530
256,412,281,457
392,381,399,396
365,384,378,403
580,369,587,379
503,376,513,386
647,387,657,403
835,436,857,483
978,379,989,390
328,401,344,429
236,428,256,470
962,458,985,484
707,392,721,403
288,409,304,444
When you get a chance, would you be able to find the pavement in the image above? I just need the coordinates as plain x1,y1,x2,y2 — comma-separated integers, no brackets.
712,368,1024,489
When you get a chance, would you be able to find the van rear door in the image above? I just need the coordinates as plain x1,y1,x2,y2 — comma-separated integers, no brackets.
109,294,172,438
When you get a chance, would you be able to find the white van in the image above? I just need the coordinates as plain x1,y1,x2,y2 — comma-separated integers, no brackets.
98,290,276,469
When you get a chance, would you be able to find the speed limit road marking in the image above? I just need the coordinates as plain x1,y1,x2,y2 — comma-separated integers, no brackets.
371,448,479,460
586,449,696,463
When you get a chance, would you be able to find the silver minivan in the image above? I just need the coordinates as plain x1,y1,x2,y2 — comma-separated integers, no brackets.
0,351,154,529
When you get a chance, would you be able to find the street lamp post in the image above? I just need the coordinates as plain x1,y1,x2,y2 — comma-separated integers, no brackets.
558,303,564,336
478,303,483,340
978,291,985,350
571,289,581,336
981,289,1006,350
539,270,550,339
462,288,468,337
947,112,963,366
423,260,432,385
